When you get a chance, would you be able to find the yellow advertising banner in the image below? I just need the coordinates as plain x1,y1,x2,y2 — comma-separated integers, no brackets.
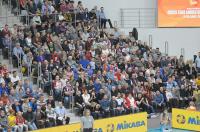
34,112,147,132
172,108,200,131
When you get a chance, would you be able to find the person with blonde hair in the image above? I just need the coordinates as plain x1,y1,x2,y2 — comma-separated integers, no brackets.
16,111,28,132
160,109,171,132
80,109,94,132
8,109,18,132
187,101,197,111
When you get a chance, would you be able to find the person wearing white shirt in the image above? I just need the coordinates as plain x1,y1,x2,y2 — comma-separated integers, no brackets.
53,76,63,101
9,71,20,84
0,74,5,84
46,104,56,127
81,30,89,41
32,15,42,25
195,52,200,73
55,102,70,125
90,58,95,70
99,7,113,28
82,90,91,106
128,93,139,113
116,93,124,115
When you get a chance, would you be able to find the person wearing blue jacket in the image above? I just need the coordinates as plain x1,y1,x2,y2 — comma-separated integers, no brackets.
152,91,165,112
99,95,110,117
94,79,102,93
0,82,9,96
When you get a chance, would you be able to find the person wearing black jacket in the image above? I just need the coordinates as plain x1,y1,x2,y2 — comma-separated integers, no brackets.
46,95,55,108
23,107,37,130
179,85,188,108
12,99,23,113
110,96,118,116
75,91,85,116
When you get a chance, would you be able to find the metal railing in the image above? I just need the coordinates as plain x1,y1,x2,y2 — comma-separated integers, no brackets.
149,34,153,47
181,48,185,60
0,49,3,61
120,8,156,28
165,41,169,56
0,11,103,29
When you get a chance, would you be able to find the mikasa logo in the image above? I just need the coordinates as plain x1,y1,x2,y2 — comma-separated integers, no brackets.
116,121,145,130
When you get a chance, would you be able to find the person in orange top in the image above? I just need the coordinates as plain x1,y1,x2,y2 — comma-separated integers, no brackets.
114,69,121,81
0,92,10,105
187,101,197,111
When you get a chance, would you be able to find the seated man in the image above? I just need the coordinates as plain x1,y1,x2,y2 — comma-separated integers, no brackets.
55,102,70,125
46,104,56,127
12,43,24,68
23,107,37,130
98,7,113,28
99,95,110,117
152,91,165,112
75,91,85,116
110,96,118,116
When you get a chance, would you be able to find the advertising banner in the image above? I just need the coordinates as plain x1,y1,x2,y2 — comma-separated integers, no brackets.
172,108,200,131
158,0,200,27
33,112,147,132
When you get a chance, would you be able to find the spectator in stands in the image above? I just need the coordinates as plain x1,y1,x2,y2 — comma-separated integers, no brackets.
32,10,42,26
12,99,23,113
98,7,113,28
16,111,28,132
187,101,197,111
153,91,165,112
8,109,18,132
13,43,24,67
46,104,56,127
35,106,47,128
53,75,62,101
75,90,85,116
23,107,37,130
0,0,200,131
195,52,200,73
99,95,110,117
55,102,70,125
63,81,74,108
0,110,9,131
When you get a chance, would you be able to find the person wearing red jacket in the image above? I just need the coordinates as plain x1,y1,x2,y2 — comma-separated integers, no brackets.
124,93,139,114
16,111,28,132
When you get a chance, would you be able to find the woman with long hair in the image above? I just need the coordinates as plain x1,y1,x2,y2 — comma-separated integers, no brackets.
160,109,171,131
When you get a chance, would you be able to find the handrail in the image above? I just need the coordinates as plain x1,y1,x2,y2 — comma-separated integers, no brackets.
120,8,156,28
0,10,101,28
121,8,156,10
181,48,185,60
149,34,153,47
165,41,169,56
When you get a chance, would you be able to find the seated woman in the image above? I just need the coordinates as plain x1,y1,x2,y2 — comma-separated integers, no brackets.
16,111,28,132
8,109,18,132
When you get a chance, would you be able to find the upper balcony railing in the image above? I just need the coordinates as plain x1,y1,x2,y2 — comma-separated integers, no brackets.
120,8,157,28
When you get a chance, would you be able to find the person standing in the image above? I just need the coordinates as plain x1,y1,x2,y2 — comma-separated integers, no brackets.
160,109,171,131
80,109,94,132
195,52,200,73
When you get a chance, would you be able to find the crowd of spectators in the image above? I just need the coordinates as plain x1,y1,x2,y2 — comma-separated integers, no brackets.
0,0,200,131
